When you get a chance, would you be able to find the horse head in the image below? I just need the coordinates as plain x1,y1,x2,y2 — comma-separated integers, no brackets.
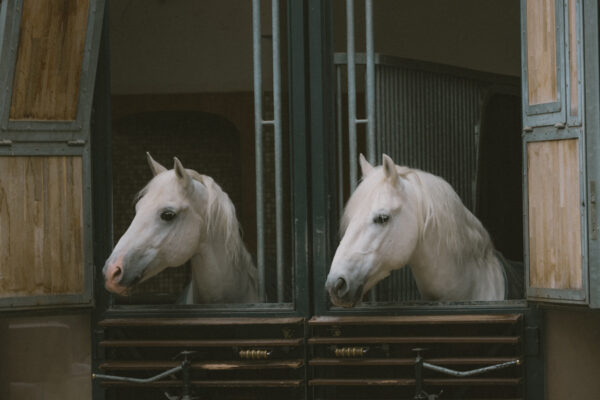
326,154,422,307
103,153,209,296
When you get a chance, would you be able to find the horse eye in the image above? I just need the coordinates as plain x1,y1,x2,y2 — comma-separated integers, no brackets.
160,210,177,221
373,214,390,224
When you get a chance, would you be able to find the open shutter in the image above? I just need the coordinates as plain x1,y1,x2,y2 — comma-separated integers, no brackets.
521,0,589,304
0,0,105,309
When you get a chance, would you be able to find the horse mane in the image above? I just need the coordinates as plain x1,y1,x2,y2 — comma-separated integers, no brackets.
414,169,494,264
341,165,494,265
187,170,258,288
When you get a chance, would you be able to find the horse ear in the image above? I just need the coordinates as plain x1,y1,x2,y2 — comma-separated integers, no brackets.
146,152,167,176
359,153,374,177
173,157,193,192
382,154,399,185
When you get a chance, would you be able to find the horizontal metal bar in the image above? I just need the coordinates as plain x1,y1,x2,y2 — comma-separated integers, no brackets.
100,379,304,388
308,314,523,325
262,120,275,125
99,359,304,371
100,338,304,347
355,119,368,124
308,377,521,386
92,365,183,384
309,336,520,345
423,359,520,377
98,316,304,327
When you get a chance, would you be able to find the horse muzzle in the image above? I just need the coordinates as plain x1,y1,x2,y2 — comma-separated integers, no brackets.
325,276,364,308
103,256,133,296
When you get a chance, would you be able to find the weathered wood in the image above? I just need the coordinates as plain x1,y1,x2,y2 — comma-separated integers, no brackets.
100,359,304,371
99,338,304,348
308,357,519,367
526,0,558,105
528,139,582,289
9,0,90,120
308,314,521,326
0,156,84,297
100,379,303,388
308,378,521,386
98,317,304,327
308,336,520,345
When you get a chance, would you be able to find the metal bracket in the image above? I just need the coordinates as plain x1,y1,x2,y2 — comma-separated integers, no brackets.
412,348,520,400
92,350,198,400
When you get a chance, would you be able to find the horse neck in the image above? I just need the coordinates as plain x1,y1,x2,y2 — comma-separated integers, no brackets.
407,174,504,300
190,234,258,303
189,182,259,303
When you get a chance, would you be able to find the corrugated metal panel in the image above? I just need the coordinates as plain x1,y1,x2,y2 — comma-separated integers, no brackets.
335,54,519,302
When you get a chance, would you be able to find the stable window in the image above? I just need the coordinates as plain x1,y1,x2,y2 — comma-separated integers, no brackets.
310,0,600,312
314,0,527,312
103,1,309,314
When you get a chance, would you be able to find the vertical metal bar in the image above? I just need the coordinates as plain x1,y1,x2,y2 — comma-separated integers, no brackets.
364,0,377,303
288,0,310,316
336,65,345,219
365,0,375,163
414,350,424,399
252,0,266,300
272,0,284,302
346,0,358,192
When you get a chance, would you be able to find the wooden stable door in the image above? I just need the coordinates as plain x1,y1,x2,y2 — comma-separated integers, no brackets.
520,0,600,306
0,0,105,309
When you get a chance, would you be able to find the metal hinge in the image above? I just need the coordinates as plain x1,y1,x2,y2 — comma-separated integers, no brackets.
67,139,86,146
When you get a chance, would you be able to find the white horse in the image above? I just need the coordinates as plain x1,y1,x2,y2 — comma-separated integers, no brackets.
326,154,522,307
103,153,259,304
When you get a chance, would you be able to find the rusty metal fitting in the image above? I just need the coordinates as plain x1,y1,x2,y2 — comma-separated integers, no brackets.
238,349,272,360
334,346,368,358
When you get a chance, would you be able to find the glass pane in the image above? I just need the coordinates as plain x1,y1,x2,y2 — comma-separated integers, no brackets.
9,0,89,121
568,0,579,116
0,156,84,298
107,1,292,305
0,314,91,400
526,0,558,105
527,139,582,290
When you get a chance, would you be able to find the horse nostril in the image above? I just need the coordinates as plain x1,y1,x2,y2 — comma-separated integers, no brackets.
111,265,122,280
335,277,348,296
